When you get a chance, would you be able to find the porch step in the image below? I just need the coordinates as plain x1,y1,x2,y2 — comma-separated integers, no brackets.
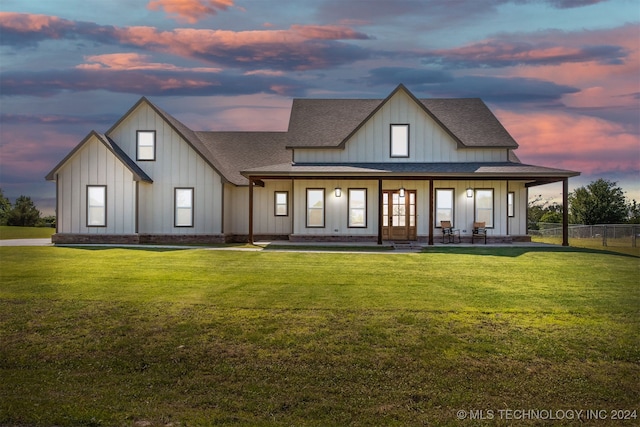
392,241,422,251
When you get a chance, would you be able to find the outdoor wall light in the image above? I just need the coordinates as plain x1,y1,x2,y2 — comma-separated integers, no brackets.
335,187,342,197
399,187,405,198
466,187,474,198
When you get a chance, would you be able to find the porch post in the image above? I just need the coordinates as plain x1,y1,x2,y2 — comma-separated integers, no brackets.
428,179,434,245
248,177,254,245
562,178,569,246
377,179,383,245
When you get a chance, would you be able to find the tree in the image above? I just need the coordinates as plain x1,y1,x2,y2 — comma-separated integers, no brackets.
627,199,640,224
528,194,562,229
0,188,10,226
569,179,627,225
6,195,41,227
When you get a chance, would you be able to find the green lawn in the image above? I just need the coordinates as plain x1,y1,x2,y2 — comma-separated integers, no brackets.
0,247,638,426
0,225,55,240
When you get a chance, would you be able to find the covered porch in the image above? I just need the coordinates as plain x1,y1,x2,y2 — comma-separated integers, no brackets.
244,162,578,246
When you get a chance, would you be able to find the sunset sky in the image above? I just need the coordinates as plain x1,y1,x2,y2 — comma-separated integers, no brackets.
1,0,638,215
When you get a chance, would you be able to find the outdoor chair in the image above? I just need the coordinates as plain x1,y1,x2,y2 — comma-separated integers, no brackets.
472,222,487,244
441,221,461,243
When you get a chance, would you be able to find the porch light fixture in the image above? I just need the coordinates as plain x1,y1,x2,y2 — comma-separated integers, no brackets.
466,187,473,198
399,187,405,198
335,187,342,197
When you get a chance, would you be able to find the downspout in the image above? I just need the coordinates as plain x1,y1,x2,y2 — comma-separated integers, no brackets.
428,179,434,245
377,179,383,245
248,177,254,245
563,178,569,246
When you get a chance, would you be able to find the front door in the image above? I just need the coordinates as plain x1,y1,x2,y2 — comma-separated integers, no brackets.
382,190,417,241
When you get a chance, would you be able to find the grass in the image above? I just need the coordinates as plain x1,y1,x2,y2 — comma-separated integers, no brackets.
0,247,638,426
0,225,55,240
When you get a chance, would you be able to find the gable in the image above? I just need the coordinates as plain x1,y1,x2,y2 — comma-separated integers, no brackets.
292,88,511,164
46,131,152,182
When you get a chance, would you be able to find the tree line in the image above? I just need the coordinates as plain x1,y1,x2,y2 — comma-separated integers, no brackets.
529,178,640,228
0,189,55,228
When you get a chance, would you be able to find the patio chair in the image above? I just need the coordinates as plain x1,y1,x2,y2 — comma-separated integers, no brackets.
472,222,487,244
441,220,461,243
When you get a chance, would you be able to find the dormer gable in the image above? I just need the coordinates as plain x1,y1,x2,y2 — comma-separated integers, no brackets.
45,131,152,182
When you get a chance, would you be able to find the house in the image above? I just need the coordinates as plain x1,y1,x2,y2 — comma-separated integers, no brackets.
45,84,579,245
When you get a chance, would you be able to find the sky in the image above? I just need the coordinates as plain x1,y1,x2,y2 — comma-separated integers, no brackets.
1,0,639,215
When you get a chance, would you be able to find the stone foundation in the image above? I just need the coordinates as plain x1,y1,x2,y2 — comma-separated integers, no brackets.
52,234,140,244
52,233,225,245
289,234,378,243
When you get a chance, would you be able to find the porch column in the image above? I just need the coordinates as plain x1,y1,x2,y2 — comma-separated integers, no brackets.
428,179,434,245
378,179,383,245
248,177,254,245
562,178,569,246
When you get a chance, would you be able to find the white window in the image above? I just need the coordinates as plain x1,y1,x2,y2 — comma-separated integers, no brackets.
475,189,494,228
435,189,454,226
507,192,515,217
390,124,409,157
87,185,106,227
137,130,156,161
348,189,367,228
306,189,325,228
175,188,193,227
275,191,288,216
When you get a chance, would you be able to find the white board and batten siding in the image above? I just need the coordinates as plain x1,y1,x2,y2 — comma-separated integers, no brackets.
107,103,223,235
56,135,136,234
292,179,379,237
225,181,293,235
287,179,528,238
294,90,509,164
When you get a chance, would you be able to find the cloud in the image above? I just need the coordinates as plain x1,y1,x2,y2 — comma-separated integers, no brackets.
496,109,640,175
0,68,309,97
0,113,118,125
147,0,234,23
76,53,221,72
362,68,579,104
0,12,372,70
421,38,627,69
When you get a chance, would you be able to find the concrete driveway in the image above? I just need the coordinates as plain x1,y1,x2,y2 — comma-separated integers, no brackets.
0,239,53,246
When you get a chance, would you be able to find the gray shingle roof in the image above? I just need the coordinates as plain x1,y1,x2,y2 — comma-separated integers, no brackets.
195,131,290,185
285,85,518,149
243,162,580,178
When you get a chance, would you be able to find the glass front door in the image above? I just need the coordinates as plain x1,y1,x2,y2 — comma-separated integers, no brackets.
382,190,416,241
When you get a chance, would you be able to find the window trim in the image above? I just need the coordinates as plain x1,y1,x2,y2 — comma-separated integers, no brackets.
348,188,367,228
390,124,410,158
474,188,494,228
174,187,194,228
306,188,325,228
136,130,156,161
435,188,455,228
274,191,289,217
507,192,515,218
86,185,107,228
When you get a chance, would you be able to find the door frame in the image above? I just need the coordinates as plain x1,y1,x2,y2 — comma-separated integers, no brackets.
382,189,417,241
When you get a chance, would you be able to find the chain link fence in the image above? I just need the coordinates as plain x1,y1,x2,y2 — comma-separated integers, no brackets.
529,223,640,247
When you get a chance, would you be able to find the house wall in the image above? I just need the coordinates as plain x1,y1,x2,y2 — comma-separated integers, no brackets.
293,90,508,164
107,103,223,235
56,135,136,234
285,178,528,240
225,181,293,236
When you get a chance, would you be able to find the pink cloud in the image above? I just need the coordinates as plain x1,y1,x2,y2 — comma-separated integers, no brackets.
76,53,221,72
147,0,234,23
496,109,640,175
0,12,67,32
